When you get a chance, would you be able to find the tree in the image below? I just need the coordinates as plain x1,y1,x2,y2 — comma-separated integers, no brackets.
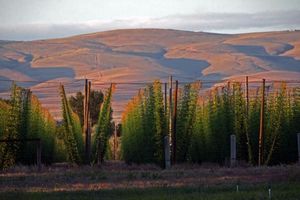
69,90,104,126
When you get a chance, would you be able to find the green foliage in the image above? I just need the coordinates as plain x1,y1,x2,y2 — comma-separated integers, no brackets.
247,88,260,164
232,83,248,161
208,86,232,163
1,80,299,167
53,125,68,162
121,80,300,166
0,100,10,140
264,84,298,165
152,81,167,166
59,84,84,164
24,95,56,164
190,82,300,165
69,90,104,126
0,83,57,169
69,92,84,125
0,83,22,168
93,84,114,163
121,90,144,163
176,82,200,162
121,81,167,166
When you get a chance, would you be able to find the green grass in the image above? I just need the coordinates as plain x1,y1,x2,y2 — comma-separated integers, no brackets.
1,164,300,199
1,183,300,200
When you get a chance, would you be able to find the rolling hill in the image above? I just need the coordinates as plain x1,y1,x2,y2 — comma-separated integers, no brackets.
0,29,300,119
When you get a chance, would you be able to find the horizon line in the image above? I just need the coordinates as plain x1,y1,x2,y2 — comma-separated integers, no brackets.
1,28,299,42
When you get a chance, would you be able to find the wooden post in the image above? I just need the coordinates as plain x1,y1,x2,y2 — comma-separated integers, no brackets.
97,139,102,165
245,76,253,164
169,76,173,139
245,76,249,116
227,81,231,91
172,80,178,164
87,81,91,162
164,82,167,114
37,139,42,171
259,79,265,166
84,79,88,163
298,133,300,165
230,135,237,167
113,124,117,160
168,76,172,166
164,136,171,169
84,79,91,164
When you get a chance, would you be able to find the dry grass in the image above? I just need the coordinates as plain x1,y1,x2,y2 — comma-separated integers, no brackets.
1,161,300,193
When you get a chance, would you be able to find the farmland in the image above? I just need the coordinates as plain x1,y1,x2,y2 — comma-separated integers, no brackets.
1,77,300,199
1,0,300,198
1,77,300,166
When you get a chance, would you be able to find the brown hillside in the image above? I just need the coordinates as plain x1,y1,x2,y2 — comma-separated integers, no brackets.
0,29,299,119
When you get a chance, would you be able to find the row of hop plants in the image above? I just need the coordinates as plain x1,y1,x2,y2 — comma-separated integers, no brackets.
92,84,115,163
121,81,167,167
121,80,300,166
58,84,114,164
0,83,56,169
190,82,300,165
0,82,115,168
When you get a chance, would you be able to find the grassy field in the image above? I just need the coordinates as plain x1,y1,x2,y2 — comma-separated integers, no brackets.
2,184,300,200
1,162,300,200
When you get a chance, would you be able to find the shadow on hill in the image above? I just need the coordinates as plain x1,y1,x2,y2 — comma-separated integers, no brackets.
231,44,300,72
114,49,210,79
0,53,75,89
232,45,269,56
0,76,12,92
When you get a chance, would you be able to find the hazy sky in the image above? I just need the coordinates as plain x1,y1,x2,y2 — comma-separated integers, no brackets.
0,0,299,40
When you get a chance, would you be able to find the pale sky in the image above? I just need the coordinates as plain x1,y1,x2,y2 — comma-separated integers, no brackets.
0,0,299,40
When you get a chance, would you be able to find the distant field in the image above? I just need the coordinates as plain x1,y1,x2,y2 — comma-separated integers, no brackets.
1,162,300,199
